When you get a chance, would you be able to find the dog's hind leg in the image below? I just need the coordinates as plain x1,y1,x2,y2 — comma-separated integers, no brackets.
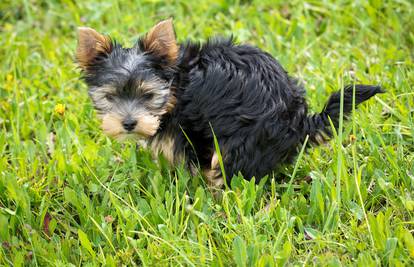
203,152,225,197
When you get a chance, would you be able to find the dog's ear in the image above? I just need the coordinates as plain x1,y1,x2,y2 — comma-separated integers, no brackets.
76,27,113,70
142,18,178,63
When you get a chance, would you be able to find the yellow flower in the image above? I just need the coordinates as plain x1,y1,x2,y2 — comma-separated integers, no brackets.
54,104,65,115
4,74,14,91
6,74,13,82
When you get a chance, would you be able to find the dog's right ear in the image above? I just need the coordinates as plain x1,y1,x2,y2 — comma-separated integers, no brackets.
76,27,113,70
141,18,178,64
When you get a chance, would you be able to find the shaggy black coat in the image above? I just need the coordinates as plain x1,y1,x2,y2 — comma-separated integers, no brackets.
155,38,382,183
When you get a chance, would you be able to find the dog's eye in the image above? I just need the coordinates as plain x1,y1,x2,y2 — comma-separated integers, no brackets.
142,93,154,101
105,94,115,101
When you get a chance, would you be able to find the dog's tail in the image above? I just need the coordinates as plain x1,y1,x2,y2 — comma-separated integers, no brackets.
304,84,383,144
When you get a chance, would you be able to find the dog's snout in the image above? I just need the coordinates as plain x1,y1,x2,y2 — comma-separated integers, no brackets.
122,118,137,131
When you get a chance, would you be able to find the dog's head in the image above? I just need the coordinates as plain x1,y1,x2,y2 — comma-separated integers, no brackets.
76,19,178,140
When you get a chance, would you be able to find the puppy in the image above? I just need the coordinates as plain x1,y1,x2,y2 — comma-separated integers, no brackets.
76,19,382,188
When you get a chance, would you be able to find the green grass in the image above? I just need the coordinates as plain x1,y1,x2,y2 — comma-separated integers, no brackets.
1,0,413,265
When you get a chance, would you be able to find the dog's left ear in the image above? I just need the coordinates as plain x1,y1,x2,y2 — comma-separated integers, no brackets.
142,18,178,63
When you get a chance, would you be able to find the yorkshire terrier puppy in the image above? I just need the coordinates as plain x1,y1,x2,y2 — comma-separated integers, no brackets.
76,19,382,188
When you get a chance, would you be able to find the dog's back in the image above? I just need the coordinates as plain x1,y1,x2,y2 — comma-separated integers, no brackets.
173,38,382,182
175,39,311,180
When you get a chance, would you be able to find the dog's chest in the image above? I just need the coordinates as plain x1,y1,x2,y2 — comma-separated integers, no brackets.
149,132,180,165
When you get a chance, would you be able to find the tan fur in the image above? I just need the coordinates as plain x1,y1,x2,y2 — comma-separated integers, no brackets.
100,112,160,140
204,169,224,187
203,152,224,188
141,79,163,93
313,131,330,145
135,115,160,137
314,132,325,144
151,135,179,165
101,113,124,138
165,89,177,113
142,19,178,63
76,27,112,69
211,152,219,169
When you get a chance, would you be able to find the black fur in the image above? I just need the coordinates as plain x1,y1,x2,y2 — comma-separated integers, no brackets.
158,38,382,183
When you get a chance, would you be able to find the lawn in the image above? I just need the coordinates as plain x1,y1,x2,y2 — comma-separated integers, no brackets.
0,0,413,266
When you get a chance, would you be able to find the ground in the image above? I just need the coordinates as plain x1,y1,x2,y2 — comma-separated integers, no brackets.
0,0,413,266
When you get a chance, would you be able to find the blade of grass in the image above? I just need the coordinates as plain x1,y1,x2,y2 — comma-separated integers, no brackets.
351,84,375,248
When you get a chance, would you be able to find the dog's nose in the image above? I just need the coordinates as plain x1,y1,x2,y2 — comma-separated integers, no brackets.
122,118,137,131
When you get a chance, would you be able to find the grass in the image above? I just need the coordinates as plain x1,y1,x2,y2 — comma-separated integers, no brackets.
0,0,413,265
